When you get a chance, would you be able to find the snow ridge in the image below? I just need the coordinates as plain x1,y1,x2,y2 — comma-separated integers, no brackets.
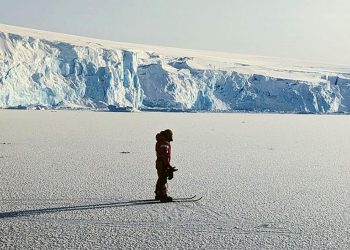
1,24,350,113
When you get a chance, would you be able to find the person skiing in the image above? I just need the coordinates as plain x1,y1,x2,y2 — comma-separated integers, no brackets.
155,129,177,202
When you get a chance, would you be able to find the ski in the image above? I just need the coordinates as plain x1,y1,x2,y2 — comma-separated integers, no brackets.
161,195,201,203
172,196,202,202
118,195,201,205
173,195,197,201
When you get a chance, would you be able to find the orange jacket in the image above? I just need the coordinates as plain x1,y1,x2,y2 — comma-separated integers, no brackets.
155,133,171,169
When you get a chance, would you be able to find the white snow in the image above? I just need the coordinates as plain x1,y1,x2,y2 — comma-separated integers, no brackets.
1,24,350,113
1,110,350,248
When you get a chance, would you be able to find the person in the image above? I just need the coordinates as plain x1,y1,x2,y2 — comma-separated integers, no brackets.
154,129,177,202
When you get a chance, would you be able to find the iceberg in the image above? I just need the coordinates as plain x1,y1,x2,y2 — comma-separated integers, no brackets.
1,24,350,113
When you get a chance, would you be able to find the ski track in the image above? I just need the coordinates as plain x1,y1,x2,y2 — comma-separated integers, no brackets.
1,110,350,249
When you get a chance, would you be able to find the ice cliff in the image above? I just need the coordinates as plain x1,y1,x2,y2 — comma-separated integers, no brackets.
1,24,350,113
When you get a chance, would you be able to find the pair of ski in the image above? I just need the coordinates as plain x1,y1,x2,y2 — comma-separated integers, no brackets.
164,195,202,203
134,195,202,204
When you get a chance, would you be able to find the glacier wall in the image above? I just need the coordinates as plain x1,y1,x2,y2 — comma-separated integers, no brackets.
138,57,350,113
1,28,350,113
0,31,142,109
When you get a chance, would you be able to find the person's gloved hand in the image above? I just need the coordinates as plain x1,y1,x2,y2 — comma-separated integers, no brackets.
167,166,178,180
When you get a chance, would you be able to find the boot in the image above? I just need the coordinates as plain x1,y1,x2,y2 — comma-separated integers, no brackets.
160,195,173,203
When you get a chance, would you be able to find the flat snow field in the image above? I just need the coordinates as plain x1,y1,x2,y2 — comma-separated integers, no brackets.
1,110,350,249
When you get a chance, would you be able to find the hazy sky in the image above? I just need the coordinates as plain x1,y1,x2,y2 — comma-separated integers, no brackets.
1,0,349,65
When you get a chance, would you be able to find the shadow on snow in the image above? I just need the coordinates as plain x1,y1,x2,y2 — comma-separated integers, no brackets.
0,199,160,219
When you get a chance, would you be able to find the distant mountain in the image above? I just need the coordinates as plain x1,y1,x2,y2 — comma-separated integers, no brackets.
1,24,350,113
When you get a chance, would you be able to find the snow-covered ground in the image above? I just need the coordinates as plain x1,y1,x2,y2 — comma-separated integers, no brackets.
1,110,350,249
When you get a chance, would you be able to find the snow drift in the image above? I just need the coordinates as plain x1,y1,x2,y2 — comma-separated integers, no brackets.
1,24,350,113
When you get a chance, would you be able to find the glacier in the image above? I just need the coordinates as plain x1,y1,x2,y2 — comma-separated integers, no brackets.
1,24,350,113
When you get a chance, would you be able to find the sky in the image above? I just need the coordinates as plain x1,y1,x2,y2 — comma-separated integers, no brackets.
1,0,349,65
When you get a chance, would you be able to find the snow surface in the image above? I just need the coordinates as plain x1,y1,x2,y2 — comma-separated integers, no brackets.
1,110,350,249
1,24,350,113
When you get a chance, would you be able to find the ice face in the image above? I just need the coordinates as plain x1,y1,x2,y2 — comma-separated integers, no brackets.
1,25,350,113
0,31,143,109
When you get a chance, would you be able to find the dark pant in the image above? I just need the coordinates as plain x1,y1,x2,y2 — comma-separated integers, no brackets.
155,162,168,197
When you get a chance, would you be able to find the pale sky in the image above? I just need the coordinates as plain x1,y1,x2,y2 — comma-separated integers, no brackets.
1,0,349,65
